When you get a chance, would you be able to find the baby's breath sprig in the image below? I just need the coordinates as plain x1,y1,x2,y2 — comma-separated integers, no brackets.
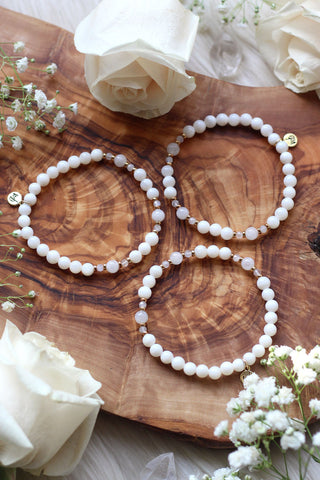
0,41,78,150
217,0,278,26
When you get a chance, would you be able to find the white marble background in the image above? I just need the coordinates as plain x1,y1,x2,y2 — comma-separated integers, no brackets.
0,1,317,479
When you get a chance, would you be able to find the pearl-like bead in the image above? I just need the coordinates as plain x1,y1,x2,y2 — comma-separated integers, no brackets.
36,243,49,257
140,178,153,191
69,260,82,274
204,115,216,128
106,260,119,273
161,350,174,364
138,286,152,299
164,187,177,199
170,251,183,265
27,236,40,249
145,232,159,246
161,165,174,176
46,250,60,264
57,160,70,173
274,207,288,221
82,263,94,276
171,356,185,370
216,113,229,126
79,152,91,165
90,149,103,161
129,250,142,264
183,125,195,138
68,155,80,168
135,310,148,325
18,203,32,215
152,209,165,223
193,119,206,133
251,117,263,130
280,152,293,164
245,227,258,240
228,113,240,126
265,299,278,312
194,245,207,258
167,143,180,156
24,193,37,206
28,183,41,195
276,140,289,153
219,247,232,260
209,366,221,380
207,245,220,258
220,361,234,376
58,256,71,270
260,124,273,137
143,334,156,347
114,154,127,167
150,344,163,357
264,311,278,324
138,242,151,256
149,265,163,278
197,220,210,234
266,216,280,229
257,276,270,290
133,168,146,181
176,207,189,220
36,173,50,186
259,335,273,348
196,364,209,378
18,215,31,228
243,352,256,365
21,226,34,239
47,166,59,178
268,133,281,145
283,186,296,199
146,187,159,199
240,113,252,126
241,257,255,271
264,323,277,336
210,223,222,236
252,344,265,358
262,288,275,301
143,275,156,288
284,174,297,187
233,358,245,372
282,163,295,175
221,227,234,240
184,362,197,376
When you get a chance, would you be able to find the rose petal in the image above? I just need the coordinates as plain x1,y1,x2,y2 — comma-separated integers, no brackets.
0,404,33,466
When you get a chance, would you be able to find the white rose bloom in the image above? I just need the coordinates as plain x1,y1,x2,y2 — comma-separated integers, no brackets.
280,428,306,450
74,0,199,119
256,0,320,98
0,320,103,475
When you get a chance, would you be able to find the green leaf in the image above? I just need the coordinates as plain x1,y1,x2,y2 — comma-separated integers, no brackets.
0,467,16,480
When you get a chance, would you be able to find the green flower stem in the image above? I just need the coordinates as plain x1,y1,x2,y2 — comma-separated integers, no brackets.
0,467,16,480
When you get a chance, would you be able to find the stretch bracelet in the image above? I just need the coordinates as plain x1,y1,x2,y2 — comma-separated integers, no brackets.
135,245,278,380
10,149,164,276
161,112,297,241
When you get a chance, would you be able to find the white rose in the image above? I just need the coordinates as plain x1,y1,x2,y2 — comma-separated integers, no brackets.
0,320,103,476
256,0,320,97
74,0,199,119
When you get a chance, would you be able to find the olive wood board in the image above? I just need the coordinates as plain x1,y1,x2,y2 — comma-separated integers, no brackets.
1,7,320,446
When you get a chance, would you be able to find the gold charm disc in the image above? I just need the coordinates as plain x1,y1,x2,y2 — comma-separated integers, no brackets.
283,133,298,148
7,191,22,206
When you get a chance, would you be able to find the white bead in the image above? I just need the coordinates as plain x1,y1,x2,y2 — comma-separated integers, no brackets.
152,209,165,223
194,245,207,258
282,163,295,175
46,250,60,264
233,358,245,372
139,178,152,191
164,187,177,199
135,310,148,324
243,352,256,366
114,154,127,167
138,286,152,299
228,113,240,126
264,311,278,324
21,226,33,239
37,173,50,186
68,155,80,168
207,245,220,258
280,151,293,164
240,113,252,126
262,288,275,301
210,223,222,236
149,265,163,278
146,188,159,199
260,124,273,137
143,275,156,288
265,299,278,312
283,186,296,198
193,119,206,133
161,165,174,176
209,366,221,380
268,133,281,145
46,166,59,178
150,344,163,357
138,242,151,256
145,232,159,246
161,350,173,364
27,236,40,249
167,143,180,156
204,115,216,128
18,215,30,227
264,323,277,336
28,183,41,195
171,356,185,371
275,207,288,221
266,216,280,229
129,250,142,264
134,169,147,181
221,227,234,240
219,247,232,260
183,125,195,138
252,344,265,358
58,256,71,270
251,117,263,130
184,362,197,376
36,243,49,256
284,174,297,187
276,140,288,153
79,152,91,165
24,193,37,206
91,149,103,161
70,260,82,274
220,361,234,376
197,220,210,234
216,113,228,126
106,260,119,273
241,257,255,271
259,335,273,348
57,160,70,173
196,364,209,378
18,203,31,215
143,333,156,347
257,277,270,290
245,227,258,240
82,263,94,276
170,251,183,265
176,207,189,220
162,176,175,187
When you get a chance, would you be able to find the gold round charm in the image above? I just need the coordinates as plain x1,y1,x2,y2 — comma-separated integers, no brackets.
7,191,22,206
283,133,298,148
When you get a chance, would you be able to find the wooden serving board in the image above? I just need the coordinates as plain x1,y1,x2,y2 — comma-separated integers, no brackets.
1,7,320,445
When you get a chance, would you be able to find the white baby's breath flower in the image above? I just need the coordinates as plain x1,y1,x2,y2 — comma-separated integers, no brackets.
16,56,28,73
1,301,15,312
34,119,46,131
229,418,259,444
309,398,320,418
273,345,293,360
280,427,305,450
11,98,22,113
13,41,25,53
44,98,57,113
0,138,3,149
296,367,317,386
272,386,296,406
46,62,58,75
312,431,320,447
266,409,290,432
23,83,33,95
228,445,263,470
34,89,48,110
243,372,260,388
254,376,278,408
307,346,320,373
24,110,36,122
6,116,18,132
212,467,240,480
53,110,66,129
291,347,309,371
214,419,229,437
11,136,23,150
226,397,244,417
69,102,78,114
1,84,10,98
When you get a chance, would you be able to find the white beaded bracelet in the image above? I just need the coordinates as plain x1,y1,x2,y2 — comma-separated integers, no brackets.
135,245,278,380
12,149,165,276
161,113,298,241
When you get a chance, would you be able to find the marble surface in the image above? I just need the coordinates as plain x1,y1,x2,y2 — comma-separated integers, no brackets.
0,1,317,479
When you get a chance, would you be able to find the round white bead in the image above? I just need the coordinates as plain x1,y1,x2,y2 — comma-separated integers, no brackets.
37,173,50,187
138,286,152,299
36,243,49,256
262,288,275,301
228,113,240,126
265,299,278,312
220,361,234,376
18,203,32,215
162,175,176,187
241,257,255,271
146,188,159,200
82,263,94,276
264,323,277,336
252,344,265,358
135,310,148,324
194,245,207,259
283,186,296,199
196,364,209,378
183,125,195,138
221,227,234,240
260,124,273,137
138,242,151,256
143,333,156,348
233,358,245,372
266,216,280,229
210,223,222,236
18,215,30,227
171,356,185,371
114,154,127,167
129,250,142,264
280,152,293,164
133,168,146,182
164,187,177,199
207,245,220,258
216,113,228,126
68,155,80,168
176,207,189,220
46,250,60,264
257,276,270,290
264,311,278,324
268,133,281,145
193,119,206,133
91,149,103,162
145,232,159,246
259,335,273,348
197,220,210,234
275,207,289,221
140,178,153,191
284,174,297,187
219,247,232,260
57,160,70,173
276,140,289,153
167,143,180,156
245,227,258,240
161,165,174,177
152,209,165,223
28,183,41,195
46,166,59,178
21,226,34,239
79,152,91,165
58,256,71,270
24,193,37,206
209,366,221,380
161,350,174,364
149,265,163,278
170,251,183,265
282,163,295,175
143,275,156,288
251,117,263,130
150,344,163,357
69,260,82,274
204,115,216,128
106,260,119,273
184,362,197,376
240,113,252,126
243,352,256,366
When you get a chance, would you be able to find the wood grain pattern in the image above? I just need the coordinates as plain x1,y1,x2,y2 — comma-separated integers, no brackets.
1,7,320,445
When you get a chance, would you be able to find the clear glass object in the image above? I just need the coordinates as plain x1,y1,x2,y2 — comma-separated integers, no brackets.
210,24,242,79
